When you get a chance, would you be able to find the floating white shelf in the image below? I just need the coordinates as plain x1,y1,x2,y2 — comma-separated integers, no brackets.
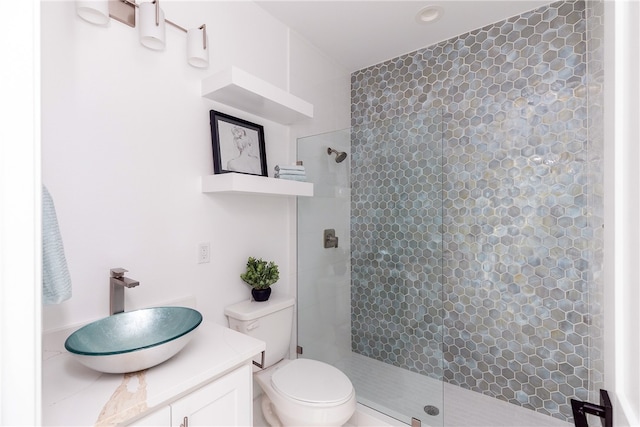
201,66,314,125
201,173,314,197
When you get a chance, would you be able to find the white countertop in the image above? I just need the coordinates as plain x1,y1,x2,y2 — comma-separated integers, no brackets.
42,321,265,426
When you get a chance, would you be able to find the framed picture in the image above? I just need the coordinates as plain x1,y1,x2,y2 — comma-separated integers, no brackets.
209,110,268,177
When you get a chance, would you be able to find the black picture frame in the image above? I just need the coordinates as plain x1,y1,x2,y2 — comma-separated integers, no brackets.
209,110,268,177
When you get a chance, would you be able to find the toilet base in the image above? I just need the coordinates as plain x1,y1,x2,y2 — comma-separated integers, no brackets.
261,395,283,427
260,394,352,427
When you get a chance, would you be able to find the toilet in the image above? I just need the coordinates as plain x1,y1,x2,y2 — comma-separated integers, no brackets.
225,296,356,427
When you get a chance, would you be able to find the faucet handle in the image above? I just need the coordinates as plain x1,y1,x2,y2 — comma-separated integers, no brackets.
110,268,128,278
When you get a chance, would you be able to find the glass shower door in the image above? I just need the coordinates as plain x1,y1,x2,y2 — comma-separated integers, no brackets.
297,111,445,427
297,128,353,370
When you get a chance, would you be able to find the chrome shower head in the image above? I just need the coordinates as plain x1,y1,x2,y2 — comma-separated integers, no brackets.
327,147,347,163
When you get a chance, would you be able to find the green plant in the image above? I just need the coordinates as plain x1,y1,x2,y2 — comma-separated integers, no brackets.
240,257,280,290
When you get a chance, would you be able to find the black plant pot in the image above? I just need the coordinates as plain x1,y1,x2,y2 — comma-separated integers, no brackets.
251,287,271,302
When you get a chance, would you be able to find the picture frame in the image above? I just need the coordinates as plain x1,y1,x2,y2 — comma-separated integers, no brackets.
209,110,268,177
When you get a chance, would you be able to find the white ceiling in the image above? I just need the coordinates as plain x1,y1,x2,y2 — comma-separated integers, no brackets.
256,1,553,72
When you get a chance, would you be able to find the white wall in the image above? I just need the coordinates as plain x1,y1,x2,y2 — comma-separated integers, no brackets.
608,1,640,425
0,1,41,424
40,1,350,331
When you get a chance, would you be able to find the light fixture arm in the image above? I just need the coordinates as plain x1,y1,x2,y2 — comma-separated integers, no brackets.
154,0,159,26
118,0,193,34
167,19,187,32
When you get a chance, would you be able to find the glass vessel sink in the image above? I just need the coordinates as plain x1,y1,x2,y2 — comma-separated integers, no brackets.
64,306,203,374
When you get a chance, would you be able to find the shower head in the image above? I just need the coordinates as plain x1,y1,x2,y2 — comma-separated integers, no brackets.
327,147,347,163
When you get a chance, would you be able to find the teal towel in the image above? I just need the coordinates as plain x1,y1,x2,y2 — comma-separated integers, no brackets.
274,164,305,172
42,185,72,304
274,169,306,176
275,174,307,182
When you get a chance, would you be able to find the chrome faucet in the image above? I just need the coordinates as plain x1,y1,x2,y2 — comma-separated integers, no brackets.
110,268,140,315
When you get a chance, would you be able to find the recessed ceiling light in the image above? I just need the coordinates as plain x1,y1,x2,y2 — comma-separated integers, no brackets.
416,5,444,24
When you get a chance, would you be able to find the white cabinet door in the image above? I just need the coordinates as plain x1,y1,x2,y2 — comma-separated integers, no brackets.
127,406,171,426
171,364,252,427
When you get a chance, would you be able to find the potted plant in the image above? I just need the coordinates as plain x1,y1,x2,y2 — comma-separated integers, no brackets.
240,257,280,301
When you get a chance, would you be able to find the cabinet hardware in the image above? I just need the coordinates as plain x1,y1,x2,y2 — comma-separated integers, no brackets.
252,350,265,369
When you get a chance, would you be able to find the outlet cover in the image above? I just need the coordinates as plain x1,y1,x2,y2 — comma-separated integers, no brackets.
198,242,210,264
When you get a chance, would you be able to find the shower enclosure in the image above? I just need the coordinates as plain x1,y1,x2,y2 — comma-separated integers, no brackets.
297,121,446,427
297,0,604,425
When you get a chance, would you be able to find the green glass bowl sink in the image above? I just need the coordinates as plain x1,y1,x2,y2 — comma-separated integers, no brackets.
64,306,202,374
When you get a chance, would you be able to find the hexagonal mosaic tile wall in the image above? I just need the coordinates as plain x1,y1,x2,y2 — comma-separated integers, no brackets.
350,0,604,422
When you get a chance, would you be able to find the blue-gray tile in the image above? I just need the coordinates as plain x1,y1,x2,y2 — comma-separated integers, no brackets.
351,0,603,422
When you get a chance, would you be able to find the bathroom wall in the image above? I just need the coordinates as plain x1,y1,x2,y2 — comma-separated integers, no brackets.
40,1,350,331
350,0,603,422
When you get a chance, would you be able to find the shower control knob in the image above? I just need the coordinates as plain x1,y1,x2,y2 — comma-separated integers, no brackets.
324,229,339,248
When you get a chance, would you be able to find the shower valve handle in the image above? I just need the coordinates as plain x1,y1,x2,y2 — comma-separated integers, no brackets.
324,229,339,248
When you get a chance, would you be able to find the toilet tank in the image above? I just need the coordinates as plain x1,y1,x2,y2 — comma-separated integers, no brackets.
224,296,295,368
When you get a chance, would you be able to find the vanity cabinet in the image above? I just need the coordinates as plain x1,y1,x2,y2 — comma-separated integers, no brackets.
128,364,252,427
171,364,252,427
43,321,264,427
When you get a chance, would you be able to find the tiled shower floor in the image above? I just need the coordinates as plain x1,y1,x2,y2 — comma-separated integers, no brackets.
335,352,444,426
335,352,571,427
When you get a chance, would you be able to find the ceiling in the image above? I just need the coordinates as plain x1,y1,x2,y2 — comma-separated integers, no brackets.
256,1,553,72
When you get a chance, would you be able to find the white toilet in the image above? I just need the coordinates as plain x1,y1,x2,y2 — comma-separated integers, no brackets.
225,296,356,427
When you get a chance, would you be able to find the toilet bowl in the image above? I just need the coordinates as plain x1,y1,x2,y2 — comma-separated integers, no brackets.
224,296,356,427
255,359,356,427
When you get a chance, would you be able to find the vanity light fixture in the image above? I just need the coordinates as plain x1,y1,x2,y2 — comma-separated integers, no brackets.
415,5,444,24
187,25,209,68
139,0,165,50
76,0,110,25
75,0,209,68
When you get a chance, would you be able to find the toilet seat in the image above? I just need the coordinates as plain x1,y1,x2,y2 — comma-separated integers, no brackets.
271,359,353,405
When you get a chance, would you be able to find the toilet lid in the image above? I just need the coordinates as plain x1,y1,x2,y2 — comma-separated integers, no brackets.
271,359,353,404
